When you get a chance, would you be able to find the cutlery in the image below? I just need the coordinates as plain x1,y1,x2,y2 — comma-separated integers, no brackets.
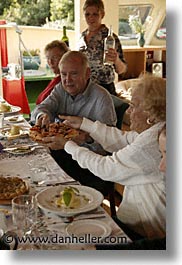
35,180,79,187
73,213,106,221
3,143,40,151
46,212,106,224
62,209,106,223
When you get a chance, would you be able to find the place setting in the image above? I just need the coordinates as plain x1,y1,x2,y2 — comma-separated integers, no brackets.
4,115,25,124
33,185,112,249
35,185,104,217
2,142,44,155
0,124,30,140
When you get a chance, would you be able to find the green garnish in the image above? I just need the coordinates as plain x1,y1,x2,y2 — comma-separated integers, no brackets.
62,191,72,206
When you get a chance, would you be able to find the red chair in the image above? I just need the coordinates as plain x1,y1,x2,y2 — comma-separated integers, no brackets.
2,77,30,114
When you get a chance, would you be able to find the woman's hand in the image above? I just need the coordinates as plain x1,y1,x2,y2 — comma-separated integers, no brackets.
42,131,90,150
58,115,83,129
42,135,68,150
106,48,127,74
42,132,87,150
72,131,91,145
105,48,118,64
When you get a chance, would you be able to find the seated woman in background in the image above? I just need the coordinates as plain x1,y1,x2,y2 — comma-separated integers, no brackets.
42,75,166,240
36,40,69,104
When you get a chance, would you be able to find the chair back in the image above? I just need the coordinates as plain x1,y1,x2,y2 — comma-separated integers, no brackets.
111,95,129,129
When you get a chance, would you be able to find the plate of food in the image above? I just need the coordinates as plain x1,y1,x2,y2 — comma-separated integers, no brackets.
66,219,112,241
29,122,81,142
4,145,35,155
36,185,104,217
4,115,24,123
0,125,29,139
0,176,29,205
0,102,21,117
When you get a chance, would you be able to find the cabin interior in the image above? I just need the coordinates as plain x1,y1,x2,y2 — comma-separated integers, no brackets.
0,0,166,215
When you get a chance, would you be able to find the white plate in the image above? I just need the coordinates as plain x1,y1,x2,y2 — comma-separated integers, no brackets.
66,220,112,241
0,106,21,117
0,127,29,139
4,115,24,123
36,185,104,217
6,147,35,155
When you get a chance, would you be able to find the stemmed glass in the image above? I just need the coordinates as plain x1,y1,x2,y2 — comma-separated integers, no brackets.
12,194,37,249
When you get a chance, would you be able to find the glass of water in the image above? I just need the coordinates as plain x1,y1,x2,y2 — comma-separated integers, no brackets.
28,160,48,184
12,195,37,235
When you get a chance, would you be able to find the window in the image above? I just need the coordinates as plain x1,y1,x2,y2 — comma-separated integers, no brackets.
118,4,153,40
156,17,166,40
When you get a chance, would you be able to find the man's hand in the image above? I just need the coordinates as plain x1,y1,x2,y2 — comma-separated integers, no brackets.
36,114,50,128
59,115,83,129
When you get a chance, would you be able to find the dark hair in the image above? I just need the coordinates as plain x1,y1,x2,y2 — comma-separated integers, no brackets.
83,0,105,13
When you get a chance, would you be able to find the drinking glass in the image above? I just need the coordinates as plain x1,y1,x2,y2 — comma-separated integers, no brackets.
29,166,47,184
12,195,37,237
28,159,48,184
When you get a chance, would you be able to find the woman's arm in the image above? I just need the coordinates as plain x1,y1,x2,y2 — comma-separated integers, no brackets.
114,34,127,75
64,136,161,185
59,116,137,152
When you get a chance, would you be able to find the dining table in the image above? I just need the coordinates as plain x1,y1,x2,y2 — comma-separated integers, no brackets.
0,113,131,250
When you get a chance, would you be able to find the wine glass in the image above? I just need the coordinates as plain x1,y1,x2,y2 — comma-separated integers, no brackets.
12,195,37,249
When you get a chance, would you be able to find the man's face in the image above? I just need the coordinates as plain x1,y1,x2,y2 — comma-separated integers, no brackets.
60,58,90,96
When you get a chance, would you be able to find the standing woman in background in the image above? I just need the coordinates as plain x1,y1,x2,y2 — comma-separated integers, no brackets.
79,0,127,95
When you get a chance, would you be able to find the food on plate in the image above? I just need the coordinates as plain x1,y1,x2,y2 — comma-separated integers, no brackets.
0,126,29,139
0,102,11,113
10,125,21,135
0,176,28,200
29,122,80,142
9,146,32,153
9,117,18,122
8,116,21,122
55,186,89,209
